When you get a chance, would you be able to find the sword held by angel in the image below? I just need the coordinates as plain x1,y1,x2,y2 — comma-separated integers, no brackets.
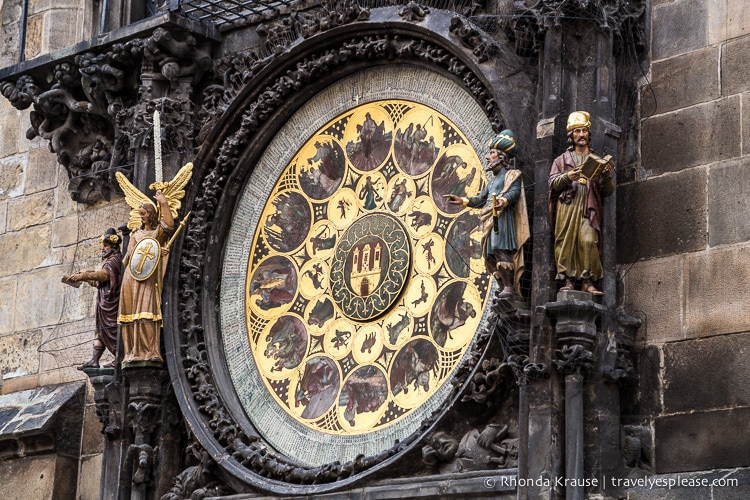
114,162,193,364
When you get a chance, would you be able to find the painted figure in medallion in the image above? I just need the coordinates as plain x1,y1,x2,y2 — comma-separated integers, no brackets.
340,365,388,427
395,121,438,175
390,339,438,395
295,356,340,419
264,316,308,372
359,175,383,210
68,228,122,369
548,111,615,295
115,163,192,364
430,281,476,347
347,112,390,171
249,256,297,312
300,140,346,199
445,130,530,298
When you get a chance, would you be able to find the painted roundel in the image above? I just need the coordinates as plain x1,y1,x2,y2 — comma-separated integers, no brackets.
233,97,493,451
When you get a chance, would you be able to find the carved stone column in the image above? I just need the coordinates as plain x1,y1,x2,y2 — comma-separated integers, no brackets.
123,366,162,500
87,369,125,500
547,294,606,499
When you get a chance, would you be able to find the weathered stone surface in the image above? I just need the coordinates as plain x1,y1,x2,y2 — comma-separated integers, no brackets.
0,111,21,158
30,0,86,15
15,265,94,331
38,366,86,387
51,215,79,248
0,330,41,380
642,97,741,175
685,245,750,338
78,199,130,242
643,46,719,116
0,224,50,277
41,9,81,54
620,256,683,343
663,332,750,413
708,157,750,246
0,200,7,234
55,164,79,217
77,453,103,500
39,318,95,374
707,0,729,45
24,148,58,195
22,14,43,61
617,169,707,262
655,407,750,473
726,0,750,40
621,345,663,417
651,0,707,61
0,153,26,201
7,189,54,231
16,110,45,153
722,35,750,96
0,373,38,395
0,277,16,335
0,455,57,498
743,93,750,157
80,403,104,455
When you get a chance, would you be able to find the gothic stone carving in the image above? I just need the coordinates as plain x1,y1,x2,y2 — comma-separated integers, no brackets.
0,27,212,204
505,0,647,57
422,423,518,472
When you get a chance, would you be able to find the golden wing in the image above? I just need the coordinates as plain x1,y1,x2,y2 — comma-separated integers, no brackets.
115,171,155,231
150,162,193,220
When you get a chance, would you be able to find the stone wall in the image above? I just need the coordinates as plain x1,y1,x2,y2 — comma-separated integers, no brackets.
618,0,750,475
0,0,91,67
0,2,122,498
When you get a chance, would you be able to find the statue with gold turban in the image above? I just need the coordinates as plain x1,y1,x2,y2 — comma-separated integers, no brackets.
548,111,615,295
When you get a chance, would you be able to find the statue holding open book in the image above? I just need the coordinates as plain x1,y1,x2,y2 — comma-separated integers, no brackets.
66,228,123,369
548,111,615,296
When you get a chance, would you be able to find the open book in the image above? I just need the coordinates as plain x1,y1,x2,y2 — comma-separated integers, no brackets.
61,275,83,288
580,153,612,181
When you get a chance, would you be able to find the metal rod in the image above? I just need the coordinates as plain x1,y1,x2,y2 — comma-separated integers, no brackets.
18,0,29,63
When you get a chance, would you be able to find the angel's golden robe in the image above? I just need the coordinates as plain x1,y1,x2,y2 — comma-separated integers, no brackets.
118,222,173,363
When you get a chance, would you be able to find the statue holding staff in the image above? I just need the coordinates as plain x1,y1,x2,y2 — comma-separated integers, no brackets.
445,130,529,298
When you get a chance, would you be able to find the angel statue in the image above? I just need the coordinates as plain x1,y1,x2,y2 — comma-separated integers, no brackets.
115,162,193,364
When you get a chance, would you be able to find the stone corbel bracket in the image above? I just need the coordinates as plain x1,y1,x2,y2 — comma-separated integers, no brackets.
546,299,607,375
0,14,218,204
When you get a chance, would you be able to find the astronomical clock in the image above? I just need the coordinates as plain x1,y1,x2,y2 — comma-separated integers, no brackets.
218,65,498,466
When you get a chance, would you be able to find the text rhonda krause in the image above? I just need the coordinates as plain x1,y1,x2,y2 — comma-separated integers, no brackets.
496,475,739,489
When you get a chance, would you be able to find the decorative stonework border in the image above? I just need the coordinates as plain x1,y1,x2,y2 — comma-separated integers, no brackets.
168,15,512,493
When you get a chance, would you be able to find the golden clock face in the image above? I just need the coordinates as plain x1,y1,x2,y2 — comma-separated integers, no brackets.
241,99,491,436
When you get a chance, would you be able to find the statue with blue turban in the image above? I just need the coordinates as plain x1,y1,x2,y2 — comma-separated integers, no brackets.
445,130,529,298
